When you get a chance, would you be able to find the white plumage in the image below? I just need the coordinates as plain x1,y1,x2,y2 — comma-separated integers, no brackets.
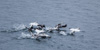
69,28,80,34
29,22,38,26
35,29,45,34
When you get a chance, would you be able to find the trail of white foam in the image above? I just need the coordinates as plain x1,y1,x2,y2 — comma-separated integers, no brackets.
18,32,34,39
13,24,26,31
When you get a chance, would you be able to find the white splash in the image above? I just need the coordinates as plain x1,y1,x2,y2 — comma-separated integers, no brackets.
59,31,67,35
18,32,50,39
45,27,52,30
18,32,32,39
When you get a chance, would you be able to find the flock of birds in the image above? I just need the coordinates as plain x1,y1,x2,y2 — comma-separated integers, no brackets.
19,22,81,40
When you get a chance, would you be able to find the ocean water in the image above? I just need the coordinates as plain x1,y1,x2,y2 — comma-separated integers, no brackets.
0,0,100,50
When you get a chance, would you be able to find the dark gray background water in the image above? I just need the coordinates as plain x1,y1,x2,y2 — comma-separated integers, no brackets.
0,0,100,50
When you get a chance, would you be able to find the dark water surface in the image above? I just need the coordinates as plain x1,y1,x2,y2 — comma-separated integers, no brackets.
0,0,100,50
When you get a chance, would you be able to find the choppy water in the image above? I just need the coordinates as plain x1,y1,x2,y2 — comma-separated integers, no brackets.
0,0,100,50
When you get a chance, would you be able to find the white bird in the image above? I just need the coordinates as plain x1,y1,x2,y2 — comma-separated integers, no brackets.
69,28,80,34
35,29,45,34
32,33,51,39
29,22,39,28
70,28,80,32
29,22,38,26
